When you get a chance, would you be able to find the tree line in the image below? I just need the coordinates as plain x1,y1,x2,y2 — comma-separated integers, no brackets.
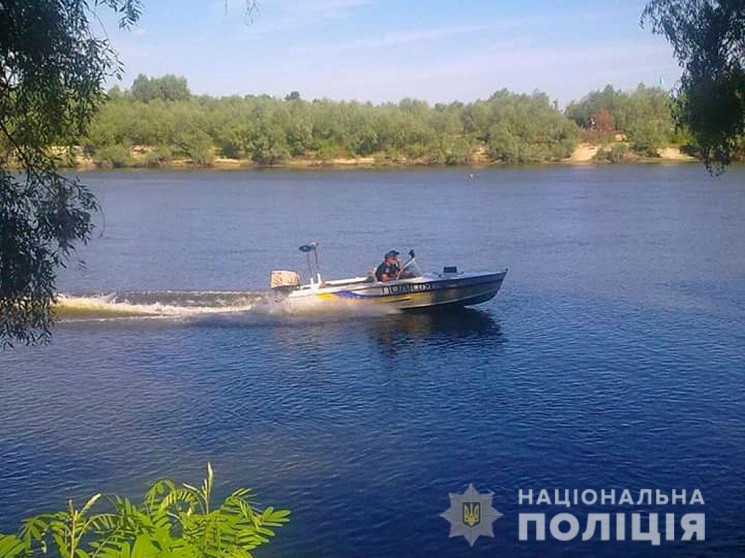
79,74,715,168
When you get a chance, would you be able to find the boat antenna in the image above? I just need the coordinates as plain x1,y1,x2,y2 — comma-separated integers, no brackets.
299,241,321,284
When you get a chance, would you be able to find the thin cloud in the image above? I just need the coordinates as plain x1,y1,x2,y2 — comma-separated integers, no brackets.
292,0,372,15
348,23,502,49
275,0,371,18
286,22,514,58
238,0,371,36
331,8,640,52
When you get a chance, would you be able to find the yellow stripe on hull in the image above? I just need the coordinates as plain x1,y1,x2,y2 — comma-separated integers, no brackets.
314,281,503,309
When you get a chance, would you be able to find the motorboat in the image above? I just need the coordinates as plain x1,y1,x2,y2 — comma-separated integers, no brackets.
270,243,507,310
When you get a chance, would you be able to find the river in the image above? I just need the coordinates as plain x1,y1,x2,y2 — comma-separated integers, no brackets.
1,165,743,557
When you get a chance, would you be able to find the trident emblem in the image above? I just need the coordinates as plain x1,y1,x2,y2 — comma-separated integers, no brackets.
441,484,502,546
462,502,481,527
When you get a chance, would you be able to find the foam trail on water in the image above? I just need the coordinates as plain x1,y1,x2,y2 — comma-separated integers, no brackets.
55,290,399,324
55,291,263,322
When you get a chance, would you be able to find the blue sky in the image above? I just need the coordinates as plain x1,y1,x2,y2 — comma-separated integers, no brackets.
95,0,682,105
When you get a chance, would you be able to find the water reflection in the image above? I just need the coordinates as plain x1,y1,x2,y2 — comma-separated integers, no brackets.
365,307,503,350
360,308,506,377
256,306,502,348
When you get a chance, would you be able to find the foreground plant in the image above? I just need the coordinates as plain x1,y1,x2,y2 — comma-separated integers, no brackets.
0,463,289,558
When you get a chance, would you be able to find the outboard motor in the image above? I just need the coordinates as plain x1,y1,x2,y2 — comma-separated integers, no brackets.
270,270,300,291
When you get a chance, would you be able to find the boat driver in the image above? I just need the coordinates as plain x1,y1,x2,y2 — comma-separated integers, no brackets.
375,250,400,282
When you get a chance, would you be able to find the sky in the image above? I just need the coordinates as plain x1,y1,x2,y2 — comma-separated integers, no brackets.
95,0,683,106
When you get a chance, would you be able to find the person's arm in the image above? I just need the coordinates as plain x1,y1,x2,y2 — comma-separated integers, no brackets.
391,262,401,279
375,263,387,282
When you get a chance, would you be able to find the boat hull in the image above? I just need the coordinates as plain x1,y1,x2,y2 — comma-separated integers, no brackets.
285,271,507,310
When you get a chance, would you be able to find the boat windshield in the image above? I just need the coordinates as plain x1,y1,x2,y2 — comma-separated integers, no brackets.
400,259,423,278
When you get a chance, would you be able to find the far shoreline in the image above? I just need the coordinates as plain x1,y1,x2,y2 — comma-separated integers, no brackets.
65,144,701,172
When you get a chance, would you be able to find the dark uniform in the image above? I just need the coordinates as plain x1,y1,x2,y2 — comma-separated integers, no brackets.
375,260,400,282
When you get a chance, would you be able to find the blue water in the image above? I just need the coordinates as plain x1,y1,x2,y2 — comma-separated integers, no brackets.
1,166,744,557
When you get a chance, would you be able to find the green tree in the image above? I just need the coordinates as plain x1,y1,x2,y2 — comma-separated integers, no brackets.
566,85,622,129
643,0,745,170
567,84,675,155
625,85,675,155
0,0,141,346
483,91,579,164
131,74,191,102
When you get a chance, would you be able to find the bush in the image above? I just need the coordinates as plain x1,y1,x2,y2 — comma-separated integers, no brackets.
627,120,666,156
0,464,289,558
188,144,215,166
143,145,173,167
93,144,133,168
251,137,290,165
593,143,631,163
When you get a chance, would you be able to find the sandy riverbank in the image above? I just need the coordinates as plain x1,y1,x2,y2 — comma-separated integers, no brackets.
567,143,696,163
68,143,699,170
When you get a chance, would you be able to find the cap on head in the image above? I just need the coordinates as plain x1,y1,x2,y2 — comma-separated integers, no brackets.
384,250,400,259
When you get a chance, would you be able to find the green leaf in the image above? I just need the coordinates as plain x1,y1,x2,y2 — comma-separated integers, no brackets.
80,494,102,515
130,535,154,558
0,534,26,558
